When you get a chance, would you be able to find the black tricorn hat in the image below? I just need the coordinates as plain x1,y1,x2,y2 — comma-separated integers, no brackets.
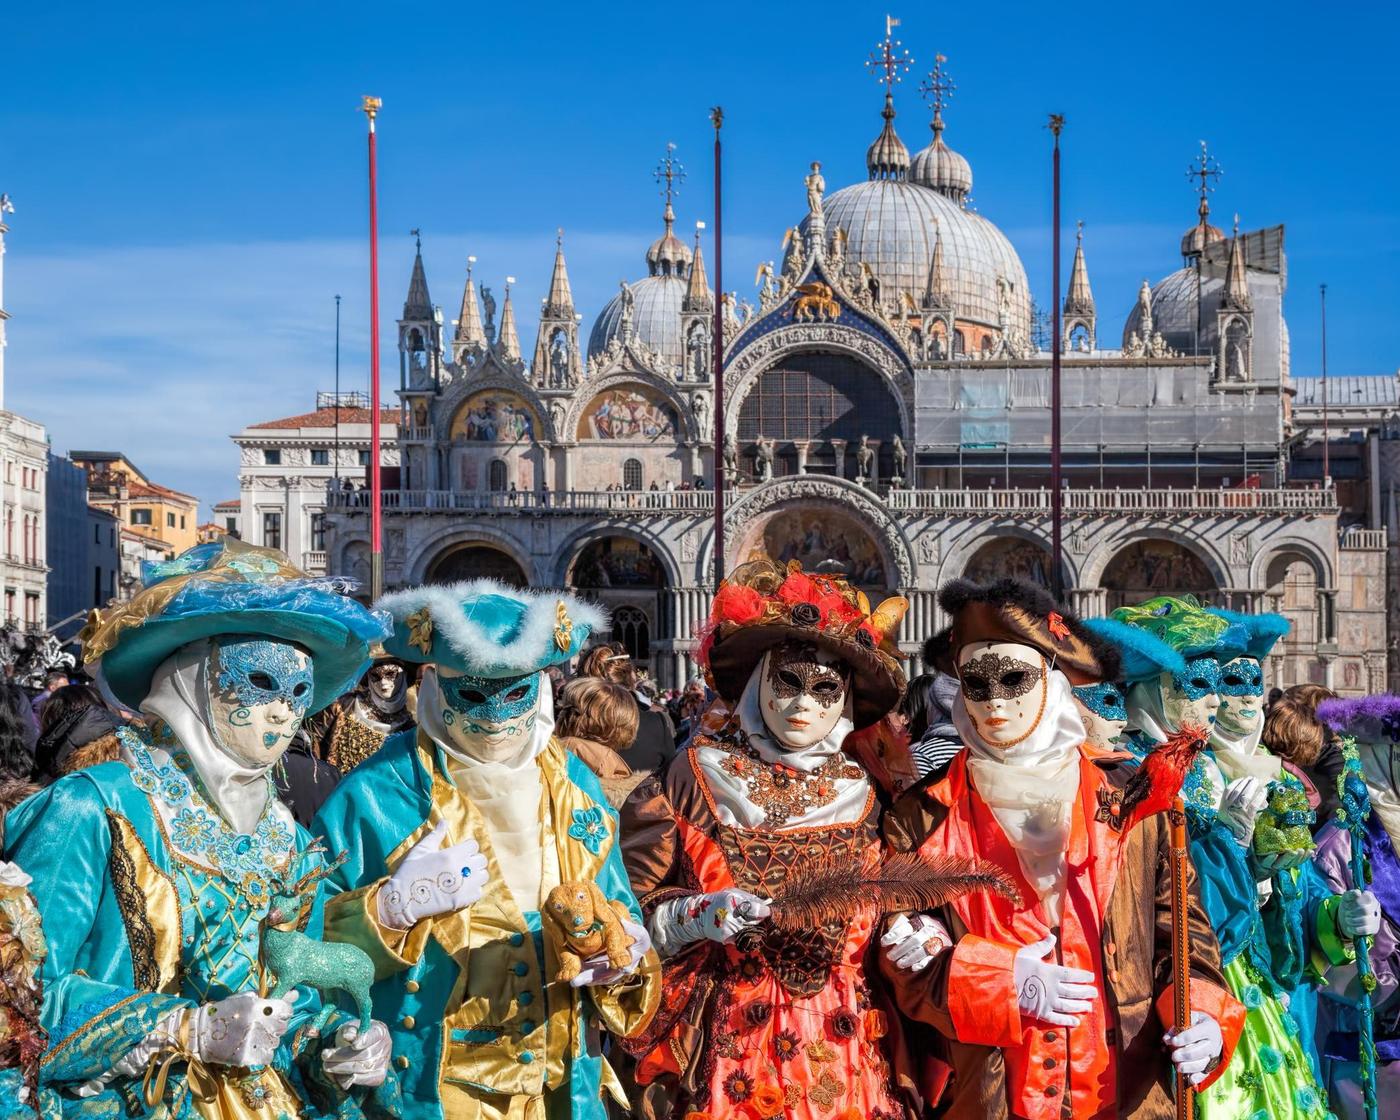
923,578,1119,687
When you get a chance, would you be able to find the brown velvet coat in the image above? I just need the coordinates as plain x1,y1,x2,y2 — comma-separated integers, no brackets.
881,750,1245,1120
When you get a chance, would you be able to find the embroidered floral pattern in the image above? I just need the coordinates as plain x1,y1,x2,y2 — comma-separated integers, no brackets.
722,1070,754,1103
567,806,608,854
771,1030,800,1063
119,727,295,891
711,735,863,829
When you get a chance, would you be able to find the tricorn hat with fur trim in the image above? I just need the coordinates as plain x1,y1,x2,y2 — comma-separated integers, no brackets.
925,578,1112,687
376,581,607,678
698,559,908,730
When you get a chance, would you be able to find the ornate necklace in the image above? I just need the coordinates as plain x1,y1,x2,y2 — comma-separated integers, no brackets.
711,736,864,829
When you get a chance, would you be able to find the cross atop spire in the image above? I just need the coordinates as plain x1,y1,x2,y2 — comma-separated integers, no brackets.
411,227,422,253
655,142,685,232
866,15,913,94
1186,140,1222,222
919,52,955,129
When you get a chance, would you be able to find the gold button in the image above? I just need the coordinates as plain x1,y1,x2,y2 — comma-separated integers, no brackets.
395,1056,410,1070
402,1015,416,1029
405,980,420,993
1109,969,1120,984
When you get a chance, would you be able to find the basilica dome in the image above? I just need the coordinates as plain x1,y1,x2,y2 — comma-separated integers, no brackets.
589,204,711,370
1123,268,1224,355
805,96,1031,337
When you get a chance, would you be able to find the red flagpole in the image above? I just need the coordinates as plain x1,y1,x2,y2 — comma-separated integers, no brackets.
1048,114,1064,600
362,96,383,599
711,106,725,587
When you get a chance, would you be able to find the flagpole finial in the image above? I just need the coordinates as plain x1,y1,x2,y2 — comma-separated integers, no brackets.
360,95,381,120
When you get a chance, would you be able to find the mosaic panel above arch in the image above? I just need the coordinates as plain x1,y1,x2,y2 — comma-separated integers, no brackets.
732,501,893,590
962,536,1054,589
450,391,540,442
1100,538,1219,609
576,385,679,441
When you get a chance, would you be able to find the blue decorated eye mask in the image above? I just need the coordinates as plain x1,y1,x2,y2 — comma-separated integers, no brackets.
1217,656,1263,698
1171,656,1221,701
440,671,540,725
1073,681,1127,723
215,638,314,718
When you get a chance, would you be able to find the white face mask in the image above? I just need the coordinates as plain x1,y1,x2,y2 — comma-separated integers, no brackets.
957,640,1047,749
1076,704,1127,751
368,663,405,701
1215,656,1264,737
1159,660,1221,733
435,666,541,763
205,638,313,767
757,642,849,750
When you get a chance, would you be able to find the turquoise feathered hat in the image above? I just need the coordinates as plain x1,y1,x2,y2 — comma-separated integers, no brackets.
82,539,390,714
376,581,607,678
1205,607,1290,661
1082,616,1188,684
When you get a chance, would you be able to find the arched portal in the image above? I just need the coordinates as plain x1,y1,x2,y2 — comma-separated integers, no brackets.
737,351,904,481
731,500,894,591
1263,551,1323,650
568,536,670,677
1100,538,1218,610
963,537,1054,589
427,544,527,587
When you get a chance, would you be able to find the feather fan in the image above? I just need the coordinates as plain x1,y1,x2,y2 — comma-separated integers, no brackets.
765,852,1021,933
1117,722,1211,833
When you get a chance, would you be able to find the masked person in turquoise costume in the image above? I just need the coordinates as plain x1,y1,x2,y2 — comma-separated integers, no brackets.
1114,595,1380,1120
2,539,399,1119
1071,617,1184,754
313,581,662,1120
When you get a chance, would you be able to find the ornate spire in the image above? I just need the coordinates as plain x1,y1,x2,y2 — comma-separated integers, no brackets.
1181,141,1224,260
1064,221,1095,317
403,229,432,319
647,144,693,277
685,226,713,311
497,277,521,360
910,52,971,200
455,255,485,345
543,229,575,318
864,16,913,181
922,219,950,308
919,53,954,142
1221,215,1253,311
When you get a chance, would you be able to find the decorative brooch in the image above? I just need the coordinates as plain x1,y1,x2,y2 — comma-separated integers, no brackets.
554,601,574,652
406,607,434,655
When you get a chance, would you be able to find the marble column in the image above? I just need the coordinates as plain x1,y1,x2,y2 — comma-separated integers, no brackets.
830,439,847,480
793,440,810,475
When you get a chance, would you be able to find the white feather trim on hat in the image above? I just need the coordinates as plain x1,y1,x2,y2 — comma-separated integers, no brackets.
375,580,608,673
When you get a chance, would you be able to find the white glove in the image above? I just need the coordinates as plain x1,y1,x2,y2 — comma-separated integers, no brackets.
1217,777,1268,847
1339,889,1383,938
648,888,771,955
377,821,489,930
321,1021,391,1089
189,991,298,1067
881,913,952,973
1014,935,1097,1027
571,918,652,988
1164,1010,1223,1086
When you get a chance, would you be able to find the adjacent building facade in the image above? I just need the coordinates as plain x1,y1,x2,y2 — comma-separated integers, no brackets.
230,392,399,577
45,451,118,628
305,43,1389,694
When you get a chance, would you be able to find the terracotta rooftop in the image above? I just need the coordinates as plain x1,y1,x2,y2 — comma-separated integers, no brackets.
246,407,400,431
127,479,199,505
212,498,240,510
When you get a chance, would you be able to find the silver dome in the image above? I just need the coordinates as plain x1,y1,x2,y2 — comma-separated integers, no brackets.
815,178,1031,333
1123,267,1223,354
588,274,691,369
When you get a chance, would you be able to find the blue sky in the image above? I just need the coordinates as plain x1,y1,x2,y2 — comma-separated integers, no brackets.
3,0,1397,510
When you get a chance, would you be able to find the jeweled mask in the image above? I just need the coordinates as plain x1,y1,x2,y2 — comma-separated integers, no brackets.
1161,655,1221,732
757,641,848,749
206,637,313,766
437,667,541,761
1215,655,1264,737
957,640,1047,748
1072,681,1127,750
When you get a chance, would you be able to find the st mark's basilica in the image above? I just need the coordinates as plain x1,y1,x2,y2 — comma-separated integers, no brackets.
315,44,1395,694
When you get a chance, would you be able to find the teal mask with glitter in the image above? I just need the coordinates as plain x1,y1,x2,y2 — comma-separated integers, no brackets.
207,638,313,764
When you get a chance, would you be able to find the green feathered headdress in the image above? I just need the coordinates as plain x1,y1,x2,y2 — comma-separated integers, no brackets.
1110,595,1233,659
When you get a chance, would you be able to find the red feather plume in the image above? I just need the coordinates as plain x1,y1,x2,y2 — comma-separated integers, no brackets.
1118,722,1210,833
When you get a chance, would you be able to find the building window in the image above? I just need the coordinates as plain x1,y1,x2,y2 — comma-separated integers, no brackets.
3,590,12,621
132,509,152,526
225,516,237,533
93,566,103,606
488,460,507,492
166,512,176,528
311,449,330,466
612,605,651,661
623,459,643,491
94,524,101,544
25,593,38,626
263,512,282,551
310,513,326,552
264,449,282,465
180,515,186,529
358,449,371,467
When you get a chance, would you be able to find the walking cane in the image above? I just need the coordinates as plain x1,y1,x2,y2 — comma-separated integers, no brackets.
1336,736,1379,1120
1169,793,1194,1120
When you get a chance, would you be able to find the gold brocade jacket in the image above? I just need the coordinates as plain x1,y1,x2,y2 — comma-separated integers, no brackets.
315,731,661,1120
